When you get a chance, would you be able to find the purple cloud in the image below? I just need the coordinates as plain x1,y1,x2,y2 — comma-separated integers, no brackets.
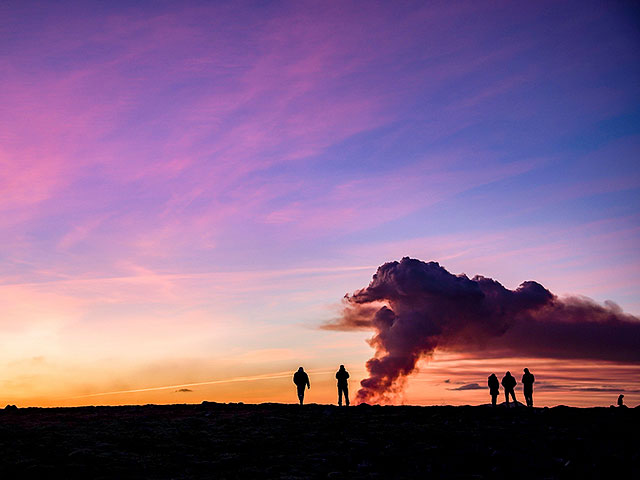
326,258,640,403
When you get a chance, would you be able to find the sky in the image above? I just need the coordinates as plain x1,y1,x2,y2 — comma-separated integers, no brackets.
1,0,639,408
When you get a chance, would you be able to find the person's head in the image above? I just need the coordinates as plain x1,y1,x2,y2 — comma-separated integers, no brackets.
524,368,529,374
489,373,496,378
339,364,345,370
506,371,511,376
298,367,304,372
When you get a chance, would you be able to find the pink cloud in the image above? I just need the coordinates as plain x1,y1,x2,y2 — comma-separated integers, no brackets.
1,1,638,407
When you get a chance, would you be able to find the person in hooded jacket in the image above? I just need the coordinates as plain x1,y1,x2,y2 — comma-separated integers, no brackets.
336,365,350,406
501,371,517,407
522,368,535,407
488,373,500,407
293,367,310,405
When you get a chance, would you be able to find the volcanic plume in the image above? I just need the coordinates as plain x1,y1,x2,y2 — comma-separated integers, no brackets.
325,258,640,404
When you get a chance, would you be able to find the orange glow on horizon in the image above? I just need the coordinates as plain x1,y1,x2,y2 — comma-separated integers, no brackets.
4,352,638,409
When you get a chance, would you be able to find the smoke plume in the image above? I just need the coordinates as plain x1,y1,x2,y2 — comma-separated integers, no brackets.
325,258,640,404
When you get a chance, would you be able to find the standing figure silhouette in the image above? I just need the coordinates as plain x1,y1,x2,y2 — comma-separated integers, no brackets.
336,365,350,406
522,368,535,407
488,373,500,407
501,371,517,407
293,367,310,405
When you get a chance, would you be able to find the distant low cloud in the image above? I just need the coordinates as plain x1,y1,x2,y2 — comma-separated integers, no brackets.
449,383,484,391
537,383,640,394
175,388,193,393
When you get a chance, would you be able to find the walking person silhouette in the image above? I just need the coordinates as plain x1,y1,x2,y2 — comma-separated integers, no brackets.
293,367,310,405
501,371,517,407
522,368,535,407
336,365,350,406
488,373,500,407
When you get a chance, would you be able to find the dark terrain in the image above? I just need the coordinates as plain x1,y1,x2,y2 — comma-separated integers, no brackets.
0,402,637,479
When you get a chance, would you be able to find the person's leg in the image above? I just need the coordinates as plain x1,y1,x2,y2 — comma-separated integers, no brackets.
344,386,349,406
338,386,343,406
298,387,305,405
491,394,496,407
505,390,509,406
510,390,517,404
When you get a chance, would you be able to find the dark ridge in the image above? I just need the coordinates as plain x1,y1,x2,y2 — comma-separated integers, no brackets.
1,403,638,478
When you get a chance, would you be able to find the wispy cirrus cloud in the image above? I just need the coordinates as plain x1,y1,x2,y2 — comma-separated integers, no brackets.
449,383,484,391
1,0,638,408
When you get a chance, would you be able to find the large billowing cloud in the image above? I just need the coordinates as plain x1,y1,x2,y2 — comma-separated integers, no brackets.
325,258,640,403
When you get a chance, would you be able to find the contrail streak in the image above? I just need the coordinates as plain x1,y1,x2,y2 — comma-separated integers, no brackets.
67,369,333,399
0,265,377,289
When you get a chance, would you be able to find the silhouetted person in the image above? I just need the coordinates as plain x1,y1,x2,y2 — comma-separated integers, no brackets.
501,371,517,406
522,368,535,407
488,373,500,407
336,365,350,406
618,394,627,408
293,367,310,405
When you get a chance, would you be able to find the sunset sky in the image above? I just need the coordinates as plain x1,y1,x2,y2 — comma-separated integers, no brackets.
2,0,639,408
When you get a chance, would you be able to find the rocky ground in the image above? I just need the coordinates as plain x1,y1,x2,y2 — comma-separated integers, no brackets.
0,402,637,479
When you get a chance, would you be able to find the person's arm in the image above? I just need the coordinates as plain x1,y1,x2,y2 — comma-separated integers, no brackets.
306,374,310,388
